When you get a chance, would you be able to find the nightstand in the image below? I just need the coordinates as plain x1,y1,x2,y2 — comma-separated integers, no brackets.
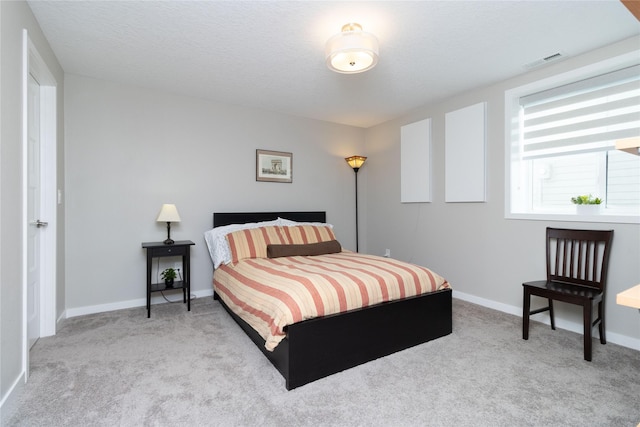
142,240,195,318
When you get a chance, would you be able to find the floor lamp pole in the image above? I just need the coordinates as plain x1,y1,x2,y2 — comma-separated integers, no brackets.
345,155,366,253
354,169,359,252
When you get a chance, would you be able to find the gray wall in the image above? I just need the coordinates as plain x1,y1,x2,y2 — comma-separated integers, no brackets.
364,36,640,347
64,74,366,311
0,0,65,413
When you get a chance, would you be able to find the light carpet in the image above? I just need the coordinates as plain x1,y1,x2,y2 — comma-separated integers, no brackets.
6,297,640,426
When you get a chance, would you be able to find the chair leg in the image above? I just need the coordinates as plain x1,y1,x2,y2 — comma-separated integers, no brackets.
548,299,555,330
583,302,593,362
598,301,606,345
523,289,530,340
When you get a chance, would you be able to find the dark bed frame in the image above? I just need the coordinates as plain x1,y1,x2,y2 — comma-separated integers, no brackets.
212,211,452,390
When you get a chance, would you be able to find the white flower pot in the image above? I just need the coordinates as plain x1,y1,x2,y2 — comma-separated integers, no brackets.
576,204,602,215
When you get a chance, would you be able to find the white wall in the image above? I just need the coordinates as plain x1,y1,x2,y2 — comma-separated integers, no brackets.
0,0,65,418
364,36,640,348
64,74,365,312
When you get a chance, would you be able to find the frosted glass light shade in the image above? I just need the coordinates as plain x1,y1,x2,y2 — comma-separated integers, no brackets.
345,155,367,170
156,204,181,222
326,23,379,74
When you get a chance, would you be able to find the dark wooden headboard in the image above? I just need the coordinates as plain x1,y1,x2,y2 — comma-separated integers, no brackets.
213,211,326,228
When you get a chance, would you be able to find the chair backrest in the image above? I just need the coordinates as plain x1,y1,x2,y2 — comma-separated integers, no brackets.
546,227,614,291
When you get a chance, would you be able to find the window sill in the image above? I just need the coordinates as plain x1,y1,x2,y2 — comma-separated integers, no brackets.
505,212,640,225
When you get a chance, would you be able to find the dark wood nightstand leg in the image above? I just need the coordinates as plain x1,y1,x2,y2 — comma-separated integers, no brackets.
182,254,187,303
186,252,191,311
146,251,152,318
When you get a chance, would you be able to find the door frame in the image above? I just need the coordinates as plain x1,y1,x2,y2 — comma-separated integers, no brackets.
21,29,57,377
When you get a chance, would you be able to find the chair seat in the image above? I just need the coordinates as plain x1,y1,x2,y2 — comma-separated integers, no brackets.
523,280,603,301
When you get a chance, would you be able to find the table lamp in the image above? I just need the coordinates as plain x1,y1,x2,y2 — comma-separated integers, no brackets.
156,204,181,245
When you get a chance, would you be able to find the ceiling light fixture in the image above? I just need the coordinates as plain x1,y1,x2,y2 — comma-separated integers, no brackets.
326,23,379,74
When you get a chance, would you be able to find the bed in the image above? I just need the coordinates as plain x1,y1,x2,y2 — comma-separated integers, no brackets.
207,211,452,390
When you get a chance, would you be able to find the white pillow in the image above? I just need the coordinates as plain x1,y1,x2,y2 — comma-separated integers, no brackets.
204,219,280,268
277,217,334,228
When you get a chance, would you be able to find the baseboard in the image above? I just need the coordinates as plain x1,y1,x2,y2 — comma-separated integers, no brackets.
57,310,66,328
452,290,522,317
65,288,214,318
452,290,640,351
0,371,25,425
62,288,640,350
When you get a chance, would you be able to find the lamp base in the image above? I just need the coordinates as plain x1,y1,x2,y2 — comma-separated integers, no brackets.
164,221,174,245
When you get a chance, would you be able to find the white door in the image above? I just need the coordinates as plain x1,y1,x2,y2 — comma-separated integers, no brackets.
27,72,43,349
23,30,58,380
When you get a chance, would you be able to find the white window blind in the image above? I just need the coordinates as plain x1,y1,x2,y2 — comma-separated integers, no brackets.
520,64,640,160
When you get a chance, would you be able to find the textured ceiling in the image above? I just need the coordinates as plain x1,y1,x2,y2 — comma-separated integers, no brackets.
27,1,640,128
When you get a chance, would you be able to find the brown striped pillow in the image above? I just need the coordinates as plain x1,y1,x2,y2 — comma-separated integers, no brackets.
282,225,337,245
226,226,291,263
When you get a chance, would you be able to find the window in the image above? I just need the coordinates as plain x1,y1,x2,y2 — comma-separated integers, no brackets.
505,51,640,223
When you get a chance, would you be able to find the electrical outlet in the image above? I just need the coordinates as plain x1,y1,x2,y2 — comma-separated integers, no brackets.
174,262,182,279
384,249,391,258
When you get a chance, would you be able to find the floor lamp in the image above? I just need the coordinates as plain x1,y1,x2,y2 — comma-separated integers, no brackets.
345,156,367,252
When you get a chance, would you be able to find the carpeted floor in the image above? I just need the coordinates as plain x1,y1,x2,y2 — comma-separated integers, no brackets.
6,297,640,426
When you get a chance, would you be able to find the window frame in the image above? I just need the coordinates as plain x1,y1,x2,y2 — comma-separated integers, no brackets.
504,50,640,224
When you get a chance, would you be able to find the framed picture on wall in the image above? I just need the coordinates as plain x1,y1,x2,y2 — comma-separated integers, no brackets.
256,149,293,183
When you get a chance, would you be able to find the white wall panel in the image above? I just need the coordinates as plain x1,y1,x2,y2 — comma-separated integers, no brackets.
445,102,486,202
401,118,431,203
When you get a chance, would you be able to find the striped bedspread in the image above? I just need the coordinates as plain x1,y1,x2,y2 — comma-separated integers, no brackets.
214,252,450,351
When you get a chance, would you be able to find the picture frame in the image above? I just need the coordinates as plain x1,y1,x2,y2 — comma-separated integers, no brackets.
256,149,293,183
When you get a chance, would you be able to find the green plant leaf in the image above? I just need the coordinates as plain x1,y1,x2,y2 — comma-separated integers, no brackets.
570,194,601,205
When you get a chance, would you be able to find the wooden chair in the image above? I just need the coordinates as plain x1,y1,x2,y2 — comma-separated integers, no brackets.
522,227,613,361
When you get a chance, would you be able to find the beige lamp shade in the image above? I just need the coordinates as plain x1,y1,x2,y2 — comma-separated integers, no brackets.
156,204,181,223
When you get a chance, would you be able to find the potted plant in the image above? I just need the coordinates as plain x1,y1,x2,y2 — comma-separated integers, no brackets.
160,268,177,288
571,194,602,215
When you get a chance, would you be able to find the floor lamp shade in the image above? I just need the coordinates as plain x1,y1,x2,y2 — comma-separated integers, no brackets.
345,155,367,172
156,204,181,244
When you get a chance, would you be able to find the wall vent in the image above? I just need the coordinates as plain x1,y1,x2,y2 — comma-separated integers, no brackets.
543,53,562,61
524,51,566,69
